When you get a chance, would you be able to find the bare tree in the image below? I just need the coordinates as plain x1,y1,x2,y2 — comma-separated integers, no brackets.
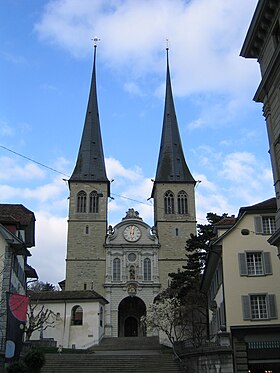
142,292,207,347
25,302,55,341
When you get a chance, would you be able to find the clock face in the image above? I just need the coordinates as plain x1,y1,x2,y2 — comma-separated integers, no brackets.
123,225,141,242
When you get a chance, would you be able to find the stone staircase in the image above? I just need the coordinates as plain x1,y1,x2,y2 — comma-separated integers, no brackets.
41,336,184,373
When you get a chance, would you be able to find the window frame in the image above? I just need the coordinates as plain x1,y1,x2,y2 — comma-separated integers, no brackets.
113,257,121,281
71,305,83,326
242,294,277,321
143,257,151,281
238,251,272,277
254,215,276,235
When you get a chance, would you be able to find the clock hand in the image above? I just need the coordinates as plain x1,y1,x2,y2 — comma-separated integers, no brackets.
130,226,135,239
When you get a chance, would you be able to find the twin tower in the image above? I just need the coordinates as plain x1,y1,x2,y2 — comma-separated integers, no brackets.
64,45,197,337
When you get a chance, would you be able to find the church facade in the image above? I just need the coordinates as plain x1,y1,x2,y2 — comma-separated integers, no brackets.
63,45,196,340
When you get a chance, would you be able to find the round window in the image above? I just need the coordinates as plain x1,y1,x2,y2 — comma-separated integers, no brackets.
128,253,137,262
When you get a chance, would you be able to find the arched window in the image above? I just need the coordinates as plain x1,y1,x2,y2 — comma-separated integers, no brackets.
144,258,151,281
71,305,83,325
113,258,121,281
178,191,188,214
77,191,87,213
89,191,99,213
164,191,174,214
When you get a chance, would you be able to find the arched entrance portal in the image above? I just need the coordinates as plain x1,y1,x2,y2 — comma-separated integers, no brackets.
118,296,146,337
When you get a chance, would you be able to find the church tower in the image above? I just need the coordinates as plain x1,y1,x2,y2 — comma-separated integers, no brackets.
65,44,110,295
152,48,196,288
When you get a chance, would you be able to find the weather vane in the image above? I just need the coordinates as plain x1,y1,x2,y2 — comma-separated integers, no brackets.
92,36,101,47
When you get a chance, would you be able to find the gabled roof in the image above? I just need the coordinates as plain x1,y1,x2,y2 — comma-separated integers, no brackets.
70,45,109,185
153,49,195,186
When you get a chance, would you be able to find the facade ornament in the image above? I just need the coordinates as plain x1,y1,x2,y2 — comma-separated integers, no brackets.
122,208,142,221
127,284,137,296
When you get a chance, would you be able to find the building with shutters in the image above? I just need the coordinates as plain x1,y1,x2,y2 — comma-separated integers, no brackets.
201,197,280,373
240,0,280,258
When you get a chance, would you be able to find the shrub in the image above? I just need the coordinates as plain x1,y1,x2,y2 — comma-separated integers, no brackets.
6,361,27,373
23,349,45,373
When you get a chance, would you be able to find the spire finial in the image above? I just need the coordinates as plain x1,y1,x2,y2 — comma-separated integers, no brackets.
92,36,100,48
166,38,169,51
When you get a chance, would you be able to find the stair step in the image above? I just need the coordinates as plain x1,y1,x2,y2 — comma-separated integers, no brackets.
41,353,183,373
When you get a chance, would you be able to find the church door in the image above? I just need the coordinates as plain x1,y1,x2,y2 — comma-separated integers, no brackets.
124,316,138,337
118,296,146,337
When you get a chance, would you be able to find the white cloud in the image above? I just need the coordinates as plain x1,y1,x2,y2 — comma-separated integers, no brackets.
35,0,259,96
124,82,144,96
0,157,46,180
28,211,67,284
0,120,14,137
106,157,143,181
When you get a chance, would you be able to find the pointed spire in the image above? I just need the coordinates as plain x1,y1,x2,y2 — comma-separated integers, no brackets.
154,47,195,184
70,42,109,183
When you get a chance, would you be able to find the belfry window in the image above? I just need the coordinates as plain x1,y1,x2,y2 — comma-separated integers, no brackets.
113,258,121,281
144,258,151,281
77,191,87,213
164,191,174,214
89,191,99,213
178,191,188,214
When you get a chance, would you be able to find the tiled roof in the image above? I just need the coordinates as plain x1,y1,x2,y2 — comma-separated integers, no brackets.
28,290,108,304
238,197,276,216
0,204,35,226
214,217,237,227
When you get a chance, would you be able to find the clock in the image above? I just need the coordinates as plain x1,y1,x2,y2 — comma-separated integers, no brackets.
123,225,141,242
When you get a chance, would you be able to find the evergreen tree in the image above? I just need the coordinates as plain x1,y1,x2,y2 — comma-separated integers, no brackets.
169,212,227,298
28,281,56,292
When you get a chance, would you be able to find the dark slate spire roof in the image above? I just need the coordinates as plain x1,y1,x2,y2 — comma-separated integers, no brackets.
70,45,109,183
154,49,195,184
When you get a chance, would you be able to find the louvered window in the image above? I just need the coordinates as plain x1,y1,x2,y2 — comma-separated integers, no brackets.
89,191,99,213
77,191,87,213
177,191,188,214
164,191,174,214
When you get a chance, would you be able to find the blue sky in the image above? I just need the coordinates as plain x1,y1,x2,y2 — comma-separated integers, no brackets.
0,0,274,285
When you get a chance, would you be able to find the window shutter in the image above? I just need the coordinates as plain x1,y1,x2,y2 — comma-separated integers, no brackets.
242,295,251,320
268,294,277,319
238,253,247,276
254,216,263,234
263,252,272,275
